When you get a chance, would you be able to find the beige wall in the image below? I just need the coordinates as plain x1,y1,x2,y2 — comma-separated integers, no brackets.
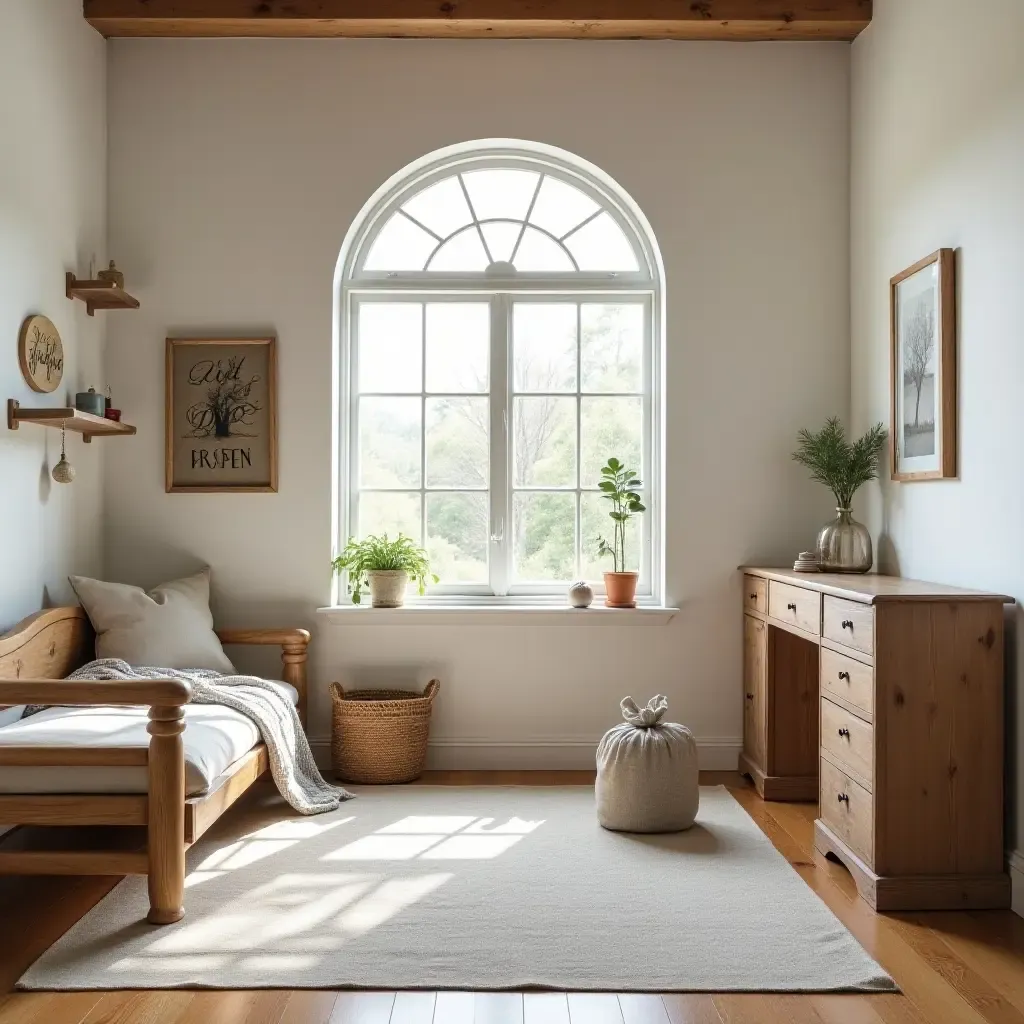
851,0,1024,912
104,38,851,768
0,0,107,629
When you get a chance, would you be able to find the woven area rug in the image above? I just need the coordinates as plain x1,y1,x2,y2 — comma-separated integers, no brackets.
19,786,894,992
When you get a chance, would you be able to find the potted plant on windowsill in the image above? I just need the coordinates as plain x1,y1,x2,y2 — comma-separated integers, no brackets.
596,457,646,608
332,533,438,608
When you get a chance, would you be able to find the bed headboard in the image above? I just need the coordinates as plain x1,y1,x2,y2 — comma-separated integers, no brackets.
0,607,94,682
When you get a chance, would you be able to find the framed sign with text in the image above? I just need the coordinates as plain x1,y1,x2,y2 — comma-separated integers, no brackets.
165,337,277,493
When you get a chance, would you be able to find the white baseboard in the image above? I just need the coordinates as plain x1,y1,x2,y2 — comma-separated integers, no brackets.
1011,849,1024,920
310,737,741,773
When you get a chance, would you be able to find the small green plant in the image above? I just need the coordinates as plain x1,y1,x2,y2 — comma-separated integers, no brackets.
595,457,646,573
792,417,888,509
331,533,438,605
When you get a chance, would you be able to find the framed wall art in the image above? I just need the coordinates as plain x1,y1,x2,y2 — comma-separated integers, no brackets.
165,337,277,493
889,248,957,481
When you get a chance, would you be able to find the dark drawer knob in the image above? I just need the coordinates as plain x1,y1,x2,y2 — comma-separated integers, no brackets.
842,619,854,629
837,793,850,804
837,727,851,738
787,602,797,612
745,692,754,701
749,593,758,600
838,671,851,681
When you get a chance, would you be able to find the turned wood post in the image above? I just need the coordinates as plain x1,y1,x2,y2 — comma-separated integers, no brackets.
281,639,309,727
147,704,186,924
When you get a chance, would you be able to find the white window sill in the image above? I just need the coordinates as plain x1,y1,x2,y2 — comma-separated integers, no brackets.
316,604,679,626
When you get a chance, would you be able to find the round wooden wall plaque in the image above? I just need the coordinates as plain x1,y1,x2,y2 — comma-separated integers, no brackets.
18,314,64,393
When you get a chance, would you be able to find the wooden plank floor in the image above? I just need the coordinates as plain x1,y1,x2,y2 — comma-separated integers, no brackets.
0,771,1022,1024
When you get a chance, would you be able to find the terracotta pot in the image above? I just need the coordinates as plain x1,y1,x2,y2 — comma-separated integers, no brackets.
604,571,639,609
367,570,408,608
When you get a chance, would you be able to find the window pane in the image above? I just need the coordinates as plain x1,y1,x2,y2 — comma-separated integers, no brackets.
580,491,641,579
564,212,639,272
359,397,421,487
581,304,643,393
401,176,472,238
358,304,422,393
580,396,642,488
480,222,521,265
514,397,577,487
427,492,489,583
528,177,599,239
514,492,576,582
462,169,538,222
425,397,488,488
425,303,489,393
513,226,575,272
359,491,422,545
363,213,437,271
513,304,577,393
428,227,489,272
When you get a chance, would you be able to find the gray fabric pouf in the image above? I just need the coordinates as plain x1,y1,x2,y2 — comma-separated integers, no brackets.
596,695,699,833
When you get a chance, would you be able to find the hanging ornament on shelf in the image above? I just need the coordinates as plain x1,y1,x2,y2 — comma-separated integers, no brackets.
51,421,75,484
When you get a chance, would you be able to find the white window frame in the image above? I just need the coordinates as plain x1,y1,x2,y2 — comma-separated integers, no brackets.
334,142,666,607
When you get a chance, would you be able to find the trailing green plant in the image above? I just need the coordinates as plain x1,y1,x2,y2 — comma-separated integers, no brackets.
595,457,646,573
791,417,888,510
331,533,438,605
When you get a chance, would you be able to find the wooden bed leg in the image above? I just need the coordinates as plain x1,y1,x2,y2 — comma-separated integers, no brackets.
147,704,186,925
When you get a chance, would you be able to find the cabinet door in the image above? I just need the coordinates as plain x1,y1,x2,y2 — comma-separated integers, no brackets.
743,614,767,770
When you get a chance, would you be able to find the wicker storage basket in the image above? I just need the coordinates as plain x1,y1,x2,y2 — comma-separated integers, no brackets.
330,679,440,784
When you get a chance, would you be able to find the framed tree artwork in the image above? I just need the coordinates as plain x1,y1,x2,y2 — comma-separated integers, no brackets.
889,248,957,481
165,337,277,493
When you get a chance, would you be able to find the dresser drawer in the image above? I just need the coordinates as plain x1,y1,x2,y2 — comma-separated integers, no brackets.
820,647,873,717
744,575,767,616
768,581,821,636
820,757,873,866
821,697,874,786
822,596,874,656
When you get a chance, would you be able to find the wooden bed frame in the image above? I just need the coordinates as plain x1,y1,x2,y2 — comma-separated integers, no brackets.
0,606,309,925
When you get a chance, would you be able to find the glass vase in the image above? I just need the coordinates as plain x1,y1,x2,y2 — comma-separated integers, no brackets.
816,508,873,573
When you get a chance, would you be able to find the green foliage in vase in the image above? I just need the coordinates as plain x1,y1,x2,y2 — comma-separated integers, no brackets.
595,457,646,573
331,533,438,605
792,417,888,510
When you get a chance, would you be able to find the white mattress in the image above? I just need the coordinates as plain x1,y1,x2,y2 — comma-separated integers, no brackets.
0,681,296,797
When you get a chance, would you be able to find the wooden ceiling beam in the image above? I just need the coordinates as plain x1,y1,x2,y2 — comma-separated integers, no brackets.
83,1,872,41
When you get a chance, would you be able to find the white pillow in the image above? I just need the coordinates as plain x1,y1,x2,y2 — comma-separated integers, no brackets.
68,569,235,674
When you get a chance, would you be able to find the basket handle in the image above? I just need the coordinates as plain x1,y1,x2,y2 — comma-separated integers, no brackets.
423,678,440,702
330,681,345,701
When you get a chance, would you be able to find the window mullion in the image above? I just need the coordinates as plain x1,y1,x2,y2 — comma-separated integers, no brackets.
489,295,511,596
575,302,583,581
420,303,427,548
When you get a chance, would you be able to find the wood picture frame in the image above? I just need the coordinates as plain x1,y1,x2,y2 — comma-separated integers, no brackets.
165,337,277,493
889,248,957,482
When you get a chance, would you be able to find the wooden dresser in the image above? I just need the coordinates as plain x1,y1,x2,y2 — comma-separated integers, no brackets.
740,567,1012,911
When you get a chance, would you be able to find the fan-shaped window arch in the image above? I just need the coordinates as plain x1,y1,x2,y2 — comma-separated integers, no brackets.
336,141,664,604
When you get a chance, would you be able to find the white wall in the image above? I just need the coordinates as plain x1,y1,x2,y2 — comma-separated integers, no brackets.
104,39,851,768
851,0,1024,914
0,0,107,629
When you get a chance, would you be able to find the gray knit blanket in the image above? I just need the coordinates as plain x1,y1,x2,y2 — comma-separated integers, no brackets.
64,659,352,815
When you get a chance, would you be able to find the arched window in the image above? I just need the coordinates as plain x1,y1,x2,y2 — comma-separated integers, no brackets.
336,141,664,603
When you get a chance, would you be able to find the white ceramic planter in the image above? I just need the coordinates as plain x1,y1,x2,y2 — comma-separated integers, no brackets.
367,570,409,608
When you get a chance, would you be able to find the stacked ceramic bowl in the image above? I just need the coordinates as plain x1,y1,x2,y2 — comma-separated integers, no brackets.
793,550,820,572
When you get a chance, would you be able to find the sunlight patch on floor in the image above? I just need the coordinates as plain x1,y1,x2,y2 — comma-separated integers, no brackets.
336,874,452,938
323,815,546,862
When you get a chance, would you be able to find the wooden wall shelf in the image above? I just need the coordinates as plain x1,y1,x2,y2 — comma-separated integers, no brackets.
66,272,140,316
7,400,137,443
